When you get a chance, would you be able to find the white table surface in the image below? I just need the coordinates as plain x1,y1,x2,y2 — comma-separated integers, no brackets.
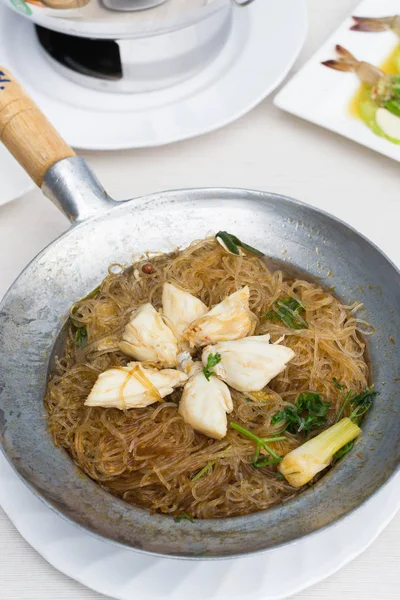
1,0,399,598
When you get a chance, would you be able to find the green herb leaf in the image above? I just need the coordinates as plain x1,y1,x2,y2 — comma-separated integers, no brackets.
276,472,285,480
271,392,329,436
253,442,261,465
191,461,216,482
349,387,379,423
253,457,281,468
263,296,308,330
272,405,301,434
334,380,379,424
271,410,287,425
385,98,400,117
297,392,330,419
252,436,286,465
203,353,222,381
333,441,354,461
333,377,345,392
74,327,88,348
334,389,353,423
390,75,400,97
174,511,194,523
216,231,263,257
280,409,300,434
230,421,282,462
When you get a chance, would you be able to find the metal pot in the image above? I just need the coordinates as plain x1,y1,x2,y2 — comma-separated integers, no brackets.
0,68,400,559
4,0,255,38
8,0,256,92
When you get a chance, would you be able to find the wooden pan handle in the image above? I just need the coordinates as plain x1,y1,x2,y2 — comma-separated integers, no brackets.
0,67,76,187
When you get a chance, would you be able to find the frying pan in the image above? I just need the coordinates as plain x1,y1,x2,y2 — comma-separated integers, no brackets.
0,68,400,560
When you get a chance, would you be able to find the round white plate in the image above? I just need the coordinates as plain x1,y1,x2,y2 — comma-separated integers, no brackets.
0,0,307,150
1,450,399,600
0,145,33,207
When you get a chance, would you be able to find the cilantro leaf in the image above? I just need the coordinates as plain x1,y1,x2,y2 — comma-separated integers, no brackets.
263,296,308,330
334,380,379,424
349,387,379,423
203,353,222,381
174,511,194,523
271,392,329,436
74,327,88,348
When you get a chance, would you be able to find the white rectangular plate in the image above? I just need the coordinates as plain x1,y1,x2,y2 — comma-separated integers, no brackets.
0,145,33,208
274,0,400,162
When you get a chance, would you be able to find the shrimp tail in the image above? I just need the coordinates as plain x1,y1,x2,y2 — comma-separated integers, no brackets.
321,45,384,86
335,45,357,62
321,60,356,73
321,45,358,73
351,16,394,32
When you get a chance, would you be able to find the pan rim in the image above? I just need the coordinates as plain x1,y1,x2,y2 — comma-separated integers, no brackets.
1,186,400,559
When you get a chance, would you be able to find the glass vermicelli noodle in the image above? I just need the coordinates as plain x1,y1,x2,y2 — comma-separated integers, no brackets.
45,238,372,519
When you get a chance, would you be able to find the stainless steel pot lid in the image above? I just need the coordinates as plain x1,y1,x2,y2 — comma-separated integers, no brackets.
34,0,233,94
3,0,255,39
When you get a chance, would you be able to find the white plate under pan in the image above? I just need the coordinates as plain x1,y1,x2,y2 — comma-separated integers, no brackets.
0,145,33,207
0,0,307,150
1,449,399,600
